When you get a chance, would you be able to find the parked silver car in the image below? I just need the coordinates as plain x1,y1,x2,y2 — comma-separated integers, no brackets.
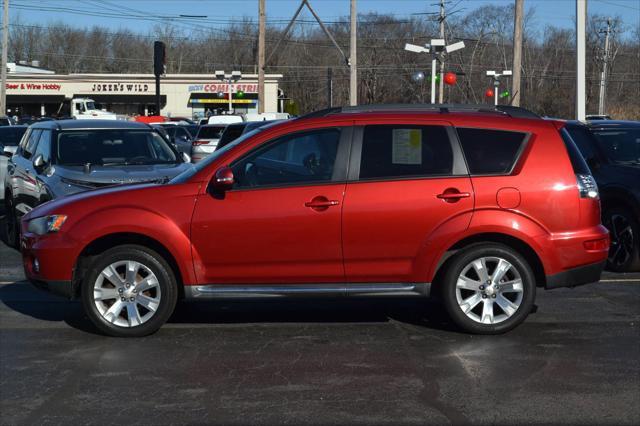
191,124,227,162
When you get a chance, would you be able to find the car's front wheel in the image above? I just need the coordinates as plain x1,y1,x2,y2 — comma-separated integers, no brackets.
441,243,536,334
4,195,20,249
81,245,178,337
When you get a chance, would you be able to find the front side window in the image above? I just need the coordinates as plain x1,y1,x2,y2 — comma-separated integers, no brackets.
33,130,52,163
22,129,42,159
457,128,527,175
55,130,177,166
359,125,453,179
232,128,341,189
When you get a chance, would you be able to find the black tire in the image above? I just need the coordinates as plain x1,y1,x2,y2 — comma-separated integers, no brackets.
440,243,536,334
81,245,178,337
603,206,640,272
4,195,20,249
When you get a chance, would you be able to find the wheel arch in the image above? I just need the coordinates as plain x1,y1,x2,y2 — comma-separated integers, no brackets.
431,232,547,296
72,232,186,300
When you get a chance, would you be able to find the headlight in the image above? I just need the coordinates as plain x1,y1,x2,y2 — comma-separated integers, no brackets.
27,215,67,235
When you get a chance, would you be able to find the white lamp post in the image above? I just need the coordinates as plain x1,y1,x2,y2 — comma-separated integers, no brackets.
486,70,512,106
215,70,242,113
405,39,465,104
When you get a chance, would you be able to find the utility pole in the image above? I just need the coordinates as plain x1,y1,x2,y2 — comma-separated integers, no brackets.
511,0,524,106
438,0,445,104
576,0,586,121
0,0,9,116
258,0,266,114
597,18,612,116
349,0,357,106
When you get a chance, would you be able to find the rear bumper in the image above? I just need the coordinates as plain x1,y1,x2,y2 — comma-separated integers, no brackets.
545,261,605,290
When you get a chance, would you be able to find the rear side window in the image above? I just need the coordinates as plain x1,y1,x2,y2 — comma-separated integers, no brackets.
560,128,591,174
359,125,453,179
457,128,527,175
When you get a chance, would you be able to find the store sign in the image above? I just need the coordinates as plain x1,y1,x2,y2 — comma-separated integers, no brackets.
91,83,149,93
6,82,62,91
188,83,258,93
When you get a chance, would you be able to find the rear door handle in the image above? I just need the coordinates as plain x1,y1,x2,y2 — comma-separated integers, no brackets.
437,192,470,200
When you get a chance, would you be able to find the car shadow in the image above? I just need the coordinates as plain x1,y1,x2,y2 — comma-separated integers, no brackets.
0,282,461,335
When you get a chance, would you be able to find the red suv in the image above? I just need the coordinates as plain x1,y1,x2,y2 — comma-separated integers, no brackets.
20,105,609,337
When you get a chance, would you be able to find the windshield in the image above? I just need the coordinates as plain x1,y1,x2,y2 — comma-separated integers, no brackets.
171,127,264,184
0,127,28,146
591,128,640,165
55,129,177,166
216,124,246,150
85,101,97,110
197,126,226,140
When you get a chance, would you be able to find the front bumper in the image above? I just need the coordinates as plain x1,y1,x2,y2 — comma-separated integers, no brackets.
545,261,605,290
30,279,74,299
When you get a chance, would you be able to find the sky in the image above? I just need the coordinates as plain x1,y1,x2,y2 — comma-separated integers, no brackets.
9,0,640,38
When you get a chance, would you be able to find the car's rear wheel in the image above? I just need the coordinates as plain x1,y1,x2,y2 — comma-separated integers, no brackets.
441,243,536,334
81,245,178,337
4,196,20,249
604,207,640,272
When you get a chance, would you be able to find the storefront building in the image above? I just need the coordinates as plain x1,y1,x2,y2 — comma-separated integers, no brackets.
5,73,283,119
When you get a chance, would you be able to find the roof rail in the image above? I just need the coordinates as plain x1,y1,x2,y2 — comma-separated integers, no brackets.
297,104,540,120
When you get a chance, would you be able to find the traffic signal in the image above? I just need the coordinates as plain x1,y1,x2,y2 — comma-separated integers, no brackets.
154,41,166,76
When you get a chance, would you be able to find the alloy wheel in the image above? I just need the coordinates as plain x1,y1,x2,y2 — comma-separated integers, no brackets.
455,256,524,324
607,213,634,268
93,260,162,328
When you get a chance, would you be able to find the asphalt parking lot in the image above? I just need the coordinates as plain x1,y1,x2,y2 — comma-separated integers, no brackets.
1,211,639,425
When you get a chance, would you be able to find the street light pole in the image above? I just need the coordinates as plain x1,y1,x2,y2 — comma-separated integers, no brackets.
405,39,464,105
215,70,242,114
430,57,437,105
486,70,512,106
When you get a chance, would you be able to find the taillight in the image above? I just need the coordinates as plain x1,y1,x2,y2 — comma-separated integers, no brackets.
192,139,209,146
583,238,608,251
576,174,599,199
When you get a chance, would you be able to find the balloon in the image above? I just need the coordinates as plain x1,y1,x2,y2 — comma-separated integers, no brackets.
412,71,425,83
444,72,457,85
485,89,495,98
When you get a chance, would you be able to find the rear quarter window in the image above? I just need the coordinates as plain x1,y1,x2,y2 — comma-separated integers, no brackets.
456,128,528,175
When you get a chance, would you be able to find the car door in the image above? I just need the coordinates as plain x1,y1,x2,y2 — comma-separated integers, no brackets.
190,126,351,284
8,128,42,217
342,121,474,283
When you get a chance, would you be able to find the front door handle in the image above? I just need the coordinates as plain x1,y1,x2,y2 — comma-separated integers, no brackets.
305,196,340,211
437,189,471,203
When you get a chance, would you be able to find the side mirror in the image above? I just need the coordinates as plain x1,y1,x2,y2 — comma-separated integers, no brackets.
32,154,46,172
181,152,191,163
210,166,234,192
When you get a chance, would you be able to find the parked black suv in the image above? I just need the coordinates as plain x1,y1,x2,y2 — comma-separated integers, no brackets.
3,120,191,248
565,120,640,272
